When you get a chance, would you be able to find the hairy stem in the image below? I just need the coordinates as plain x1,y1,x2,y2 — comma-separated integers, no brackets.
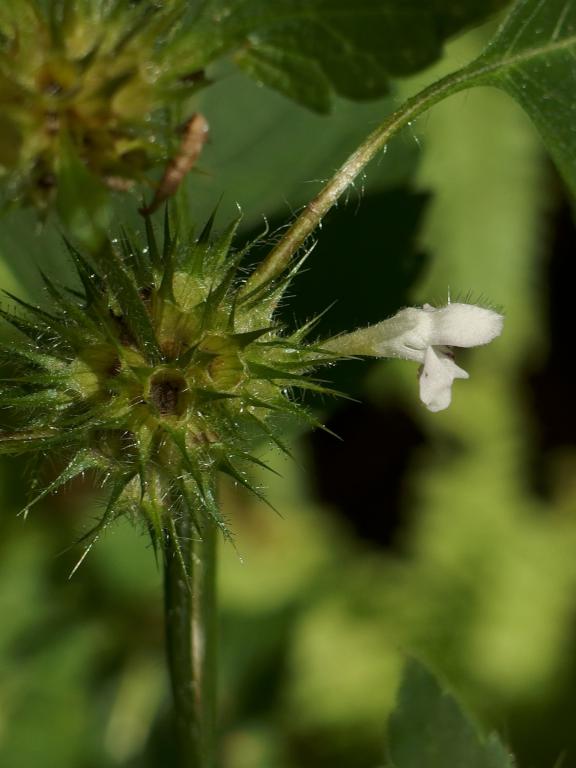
241,63,484,295
164,513,218,768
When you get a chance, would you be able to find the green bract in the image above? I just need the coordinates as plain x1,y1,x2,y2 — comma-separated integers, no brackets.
0,213,339,554
0,0,202,209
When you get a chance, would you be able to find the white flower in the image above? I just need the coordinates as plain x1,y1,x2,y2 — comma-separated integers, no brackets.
395,303,504,412
324,302,504,412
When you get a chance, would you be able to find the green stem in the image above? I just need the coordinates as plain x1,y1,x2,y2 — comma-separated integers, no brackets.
164,513,218,768
241,63,485,296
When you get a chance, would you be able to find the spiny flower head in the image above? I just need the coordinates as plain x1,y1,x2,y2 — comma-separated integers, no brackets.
0,0,204,209
0,212,338,553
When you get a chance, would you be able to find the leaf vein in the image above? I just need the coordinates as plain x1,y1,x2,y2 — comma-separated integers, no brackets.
552,0,574,41
480,31,576,81
505,0,549,55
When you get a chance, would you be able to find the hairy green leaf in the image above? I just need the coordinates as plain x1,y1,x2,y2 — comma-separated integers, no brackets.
386,662,515,768
472,0,576,197
174,0,508,111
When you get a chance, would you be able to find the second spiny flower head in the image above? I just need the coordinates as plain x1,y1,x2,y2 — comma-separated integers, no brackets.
0,0,206,209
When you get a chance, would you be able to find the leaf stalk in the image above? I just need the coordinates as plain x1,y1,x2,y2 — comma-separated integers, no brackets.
241,63,484,295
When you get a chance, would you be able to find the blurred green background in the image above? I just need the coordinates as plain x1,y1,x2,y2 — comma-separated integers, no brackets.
1,25,575,768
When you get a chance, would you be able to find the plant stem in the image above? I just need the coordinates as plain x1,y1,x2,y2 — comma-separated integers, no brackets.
241,63,484,296
164,513,218,768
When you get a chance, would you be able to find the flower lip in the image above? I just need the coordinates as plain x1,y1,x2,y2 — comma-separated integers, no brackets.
419,346,469,413
414,303,503,412
423,302,504,349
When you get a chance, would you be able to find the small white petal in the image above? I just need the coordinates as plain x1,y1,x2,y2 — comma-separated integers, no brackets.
419,346,469,413
426,303,504,348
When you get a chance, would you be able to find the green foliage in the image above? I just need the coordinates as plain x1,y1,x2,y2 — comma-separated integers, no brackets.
408,0,576,199
175,0,509,112
476,0,576,198
0,0,511,226
386,662,515,768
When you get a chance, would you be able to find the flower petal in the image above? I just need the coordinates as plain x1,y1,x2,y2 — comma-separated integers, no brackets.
419,346,469,412
425,303,503,348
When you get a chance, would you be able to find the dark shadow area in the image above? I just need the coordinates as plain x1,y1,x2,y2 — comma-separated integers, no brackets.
527,173,576,497
308,400,425,552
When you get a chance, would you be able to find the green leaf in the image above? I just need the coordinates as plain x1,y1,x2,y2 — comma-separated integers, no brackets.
236,45,333,113
386,661,515,768
174,0,509,111
470,0,576,197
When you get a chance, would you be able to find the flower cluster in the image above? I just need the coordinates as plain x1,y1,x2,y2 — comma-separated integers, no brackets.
0,215,338,549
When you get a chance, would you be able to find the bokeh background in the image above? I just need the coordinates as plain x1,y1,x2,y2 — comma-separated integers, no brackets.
1,22,575,768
